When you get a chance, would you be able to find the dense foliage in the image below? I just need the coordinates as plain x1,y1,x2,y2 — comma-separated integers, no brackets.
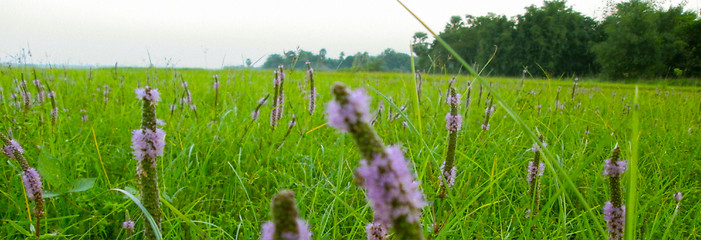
414,0,701,80
261,48,411,72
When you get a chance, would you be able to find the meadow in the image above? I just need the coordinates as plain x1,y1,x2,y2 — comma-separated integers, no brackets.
0,65,700,239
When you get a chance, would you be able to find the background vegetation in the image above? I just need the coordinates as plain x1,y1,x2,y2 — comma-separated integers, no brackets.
414,0,701,80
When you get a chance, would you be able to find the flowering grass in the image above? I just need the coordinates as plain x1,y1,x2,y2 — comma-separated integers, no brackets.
0,66,699,239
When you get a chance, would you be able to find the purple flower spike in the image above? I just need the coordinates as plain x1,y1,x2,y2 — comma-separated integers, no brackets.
2,139,24,159
273,70,282,85
603,159,627,178
603,201,626,240
262,219,312,240
481,123,490,131
485,105,496,115
22,168,43,200
135,88,161,105
326,89,371,132
366,222,388,240
131,129,166,163
526,161,545,183
261,190,312,240
260,221,275,240
439,162,457,187
445,113,462,132
51,107,59,119
531,142,547,153
122,220,135,231
294,219,312,240
356,145,425,227
446,93,461,106
252,110,261,120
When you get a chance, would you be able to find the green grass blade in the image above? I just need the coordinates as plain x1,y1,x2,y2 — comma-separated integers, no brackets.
112,188,163,240
409,44,423,135
660,202,680,240
626,86,640,240
366,85,438,163
191,220,236,239
160,196,207,239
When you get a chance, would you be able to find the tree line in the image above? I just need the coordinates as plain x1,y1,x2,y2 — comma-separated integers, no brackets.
414,0,701,79
261,48,412,72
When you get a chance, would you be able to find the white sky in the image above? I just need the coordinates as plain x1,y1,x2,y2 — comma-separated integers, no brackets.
1,0,697,68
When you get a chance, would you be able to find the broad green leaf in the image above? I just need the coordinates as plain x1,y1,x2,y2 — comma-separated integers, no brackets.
68,178,96,193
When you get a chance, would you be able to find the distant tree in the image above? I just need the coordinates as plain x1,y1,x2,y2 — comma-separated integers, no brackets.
284,50,298,67
447,15,464,30
339,54,354,69
429,13,517,75
319,48,327,60
378,48,411,72
352,52,371,71
413,32,428,44
680,16,701,76
655,5,700,77
467,13,519,75
593,0,663,79
412,32,431,69
515,0,601,76
262,54,285,69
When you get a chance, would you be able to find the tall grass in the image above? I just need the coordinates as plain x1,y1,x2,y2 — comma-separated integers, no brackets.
0,59,698,239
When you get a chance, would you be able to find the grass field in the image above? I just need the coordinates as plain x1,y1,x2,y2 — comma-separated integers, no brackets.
0,66,700,239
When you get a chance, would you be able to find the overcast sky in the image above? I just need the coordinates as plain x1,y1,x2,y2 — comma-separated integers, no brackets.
1,0,696,68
